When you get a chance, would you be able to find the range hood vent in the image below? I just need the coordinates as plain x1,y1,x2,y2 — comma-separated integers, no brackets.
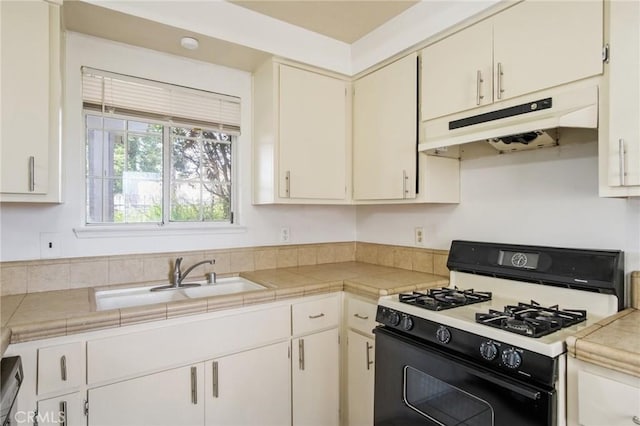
419,85,598,154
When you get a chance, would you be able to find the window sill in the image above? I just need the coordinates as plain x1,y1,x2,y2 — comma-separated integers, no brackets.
73,223,247,239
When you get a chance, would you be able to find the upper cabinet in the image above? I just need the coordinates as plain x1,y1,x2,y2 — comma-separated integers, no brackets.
353,53,418,201
421,0,604,121
600,0,640,197
253,60,350,204
0,0,62,202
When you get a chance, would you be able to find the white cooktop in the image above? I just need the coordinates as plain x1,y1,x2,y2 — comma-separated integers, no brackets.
378,271,619,358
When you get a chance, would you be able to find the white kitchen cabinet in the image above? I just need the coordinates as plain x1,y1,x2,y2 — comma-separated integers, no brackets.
0,0,62,202
37,392,85,426
37,342,84,396
253,59,350,204
292,328,340,426
347,330,374,426
600,0,640,196
205,341,291,426
421,20,493,121
568,357,640,426
87,363,205,426
353,53,417,201
421,0,603,121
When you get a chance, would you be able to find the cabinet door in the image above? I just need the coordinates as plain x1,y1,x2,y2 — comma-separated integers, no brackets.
347,331,374,426
205,342,291,426
493,0,603,102
0,0,51,194
87,364,205,426
607,0,640,187
37,392,85,426
578,370,640,426
353,53,418,200
38,342,84,396
421,19,493,121
292,328,340,426
279,65,347,200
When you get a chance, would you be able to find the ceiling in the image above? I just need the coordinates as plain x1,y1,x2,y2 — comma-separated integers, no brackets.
230,1,419,44
62,0,419,72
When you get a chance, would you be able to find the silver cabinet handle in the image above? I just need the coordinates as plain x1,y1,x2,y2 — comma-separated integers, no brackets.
633,416,640,425
285,170,291,197
619,138,626,186
476,70,484,105
59,400,67,426
308,313,325,319
29,156,35,192
190,366,198,404
354,313,369,320
402,170,409,198
212,361,219,398
497,62,504,99
60,355,67,381
366,342,373,370
298,339,305,371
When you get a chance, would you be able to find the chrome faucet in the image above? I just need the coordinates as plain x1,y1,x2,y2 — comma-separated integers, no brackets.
151,257,215,292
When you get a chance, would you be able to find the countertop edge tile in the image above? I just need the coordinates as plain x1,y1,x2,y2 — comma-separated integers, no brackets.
574,339,640,378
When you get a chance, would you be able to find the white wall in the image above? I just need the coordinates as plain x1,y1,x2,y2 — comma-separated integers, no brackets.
0,33,355,261
356,141,640,274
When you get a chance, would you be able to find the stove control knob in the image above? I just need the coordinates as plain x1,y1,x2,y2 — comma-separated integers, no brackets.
436,326,451,344
480,341,498,361
400,315,414,331
387,310,401,326
501,348,522,369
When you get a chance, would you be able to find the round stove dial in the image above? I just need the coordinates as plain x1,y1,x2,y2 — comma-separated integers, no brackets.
436,326,451,344
501,348,522,369
480,341,498,361
400,314,414,331
387,310,401,326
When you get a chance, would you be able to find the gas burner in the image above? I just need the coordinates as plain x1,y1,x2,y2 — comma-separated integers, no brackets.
475,301,587,338
399,287,492,311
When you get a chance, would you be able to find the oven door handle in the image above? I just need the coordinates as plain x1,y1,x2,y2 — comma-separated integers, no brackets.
467,368,541,400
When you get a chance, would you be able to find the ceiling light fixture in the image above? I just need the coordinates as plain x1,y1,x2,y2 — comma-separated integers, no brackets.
180,37,199,50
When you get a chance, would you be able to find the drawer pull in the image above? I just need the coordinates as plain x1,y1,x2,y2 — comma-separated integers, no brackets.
299,339,305,371
308,313,325,319
212,361,219,398
633,416,640,425
59,400,67,426
353,313,369,320
29,156,35,192
619,138,626,186
190,366,198,404
366,342,373,370
60,355,67,381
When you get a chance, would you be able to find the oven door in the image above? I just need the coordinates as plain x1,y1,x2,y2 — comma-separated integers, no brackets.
374,327,556,426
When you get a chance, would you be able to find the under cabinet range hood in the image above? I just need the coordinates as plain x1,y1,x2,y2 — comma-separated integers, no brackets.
419,85,599,154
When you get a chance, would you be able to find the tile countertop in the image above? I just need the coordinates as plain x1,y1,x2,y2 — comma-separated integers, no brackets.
0,261,449,355
566,271,640,378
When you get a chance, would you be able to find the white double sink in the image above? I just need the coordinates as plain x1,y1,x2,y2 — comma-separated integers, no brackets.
94,277,266,311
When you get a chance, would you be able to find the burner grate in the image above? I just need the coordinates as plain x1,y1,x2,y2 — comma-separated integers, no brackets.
475,300,587,338
399,287,492,311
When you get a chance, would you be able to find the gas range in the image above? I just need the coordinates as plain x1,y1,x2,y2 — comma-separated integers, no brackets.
373,240,625,426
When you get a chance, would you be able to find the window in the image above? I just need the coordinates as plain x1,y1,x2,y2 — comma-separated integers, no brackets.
82,68,240,225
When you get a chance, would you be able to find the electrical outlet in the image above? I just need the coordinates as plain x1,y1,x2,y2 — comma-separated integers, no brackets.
40,232,62,258
280,227,290,243
414,227,424,246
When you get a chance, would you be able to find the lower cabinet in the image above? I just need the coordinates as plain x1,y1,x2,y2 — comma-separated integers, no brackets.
205,341,291,426
88,363,205,426
347,331,375,426
292,328,340,426
37,392,84,426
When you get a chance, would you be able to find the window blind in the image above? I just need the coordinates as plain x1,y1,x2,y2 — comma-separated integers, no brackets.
82,67,241,134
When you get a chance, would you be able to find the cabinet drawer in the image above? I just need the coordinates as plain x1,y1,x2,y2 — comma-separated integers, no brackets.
346,297,377,335
578,369,640,426
37,342,83,395
292,295,340,336
37,392,84,426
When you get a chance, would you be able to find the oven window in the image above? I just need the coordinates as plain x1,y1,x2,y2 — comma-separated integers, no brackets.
403,366,494,426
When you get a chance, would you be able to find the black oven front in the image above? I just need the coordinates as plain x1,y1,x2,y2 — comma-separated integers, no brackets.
374,327,557,426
